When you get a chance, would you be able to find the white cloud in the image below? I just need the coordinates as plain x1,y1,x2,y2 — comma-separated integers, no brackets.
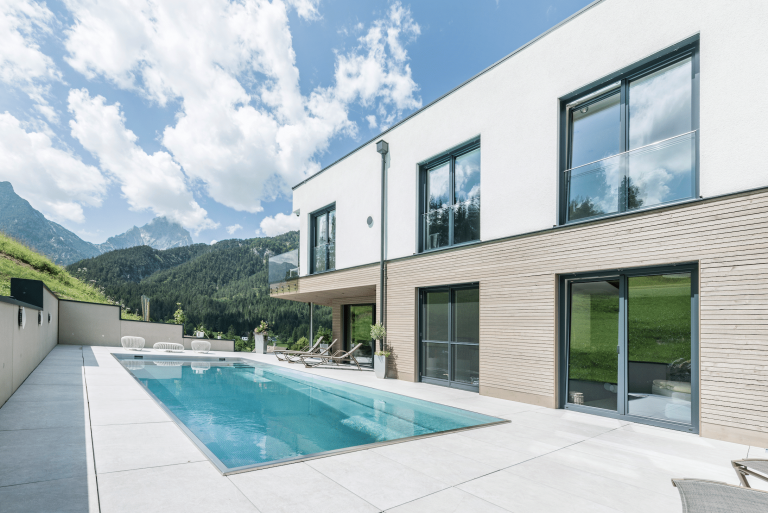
226,224,243,235
0,0,62,122
259,212,299,237
210,239,218,244
366,115,377,129
62,0,421,216
67,88,217,234
0,111,105,223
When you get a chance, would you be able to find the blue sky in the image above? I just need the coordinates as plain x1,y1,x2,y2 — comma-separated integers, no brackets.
0,0,591,244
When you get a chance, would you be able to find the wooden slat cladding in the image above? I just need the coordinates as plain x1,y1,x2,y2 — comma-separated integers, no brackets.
383,188,768,445
272,188,768,445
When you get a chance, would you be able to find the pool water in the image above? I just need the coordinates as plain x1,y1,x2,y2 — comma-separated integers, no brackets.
117,357,503,473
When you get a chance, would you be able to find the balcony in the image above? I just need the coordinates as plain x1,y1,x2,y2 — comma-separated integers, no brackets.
268,248,299,294
565,131,696,223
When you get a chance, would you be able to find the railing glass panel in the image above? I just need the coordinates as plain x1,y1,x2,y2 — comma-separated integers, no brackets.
268,249,299,285
565,131,696,223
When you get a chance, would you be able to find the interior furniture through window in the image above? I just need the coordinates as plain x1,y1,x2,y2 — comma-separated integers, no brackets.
562,42,699,223
420,141,480,251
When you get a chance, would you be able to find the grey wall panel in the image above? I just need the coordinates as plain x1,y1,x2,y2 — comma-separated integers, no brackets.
58,301,121,346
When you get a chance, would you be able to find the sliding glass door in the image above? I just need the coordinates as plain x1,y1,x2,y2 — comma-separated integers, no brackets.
344,304,375,368
420,285,479,391
563,266,697,432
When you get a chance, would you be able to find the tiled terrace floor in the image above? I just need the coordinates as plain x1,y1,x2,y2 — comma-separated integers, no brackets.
1,344,766,512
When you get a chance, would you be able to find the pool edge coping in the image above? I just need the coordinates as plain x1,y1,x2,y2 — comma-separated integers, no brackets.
109,352,511,476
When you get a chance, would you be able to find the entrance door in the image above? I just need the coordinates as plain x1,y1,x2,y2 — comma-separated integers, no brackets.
420,285,479,391
344,304,375,368
563,266,697,432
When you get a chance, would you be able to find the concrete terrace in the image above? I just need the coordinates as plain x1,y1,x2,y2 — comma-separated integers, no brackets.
1,345,765,513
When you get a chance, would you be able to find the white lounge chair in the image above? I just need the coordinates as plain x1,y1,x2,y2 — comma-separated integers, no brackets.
191,340,211,353
153,342,184,352
121,336,145,350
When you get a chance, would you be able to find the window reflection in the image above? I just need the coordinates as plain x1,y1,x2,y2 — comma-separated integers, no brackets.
570,92,620,168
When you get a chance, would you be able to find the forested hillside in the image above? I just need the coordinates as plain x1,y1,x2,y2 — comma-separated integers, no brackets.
67,231,330,343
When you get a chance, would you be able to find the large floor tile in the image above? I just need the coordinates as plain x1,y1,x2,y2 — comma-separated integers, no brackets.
457,470,619,513
456,423,563,456
7,384,84,402
420,432,531,470
0,473,99,513
0,426,93,487
23,372,84,385
87,384,150,402
373,438,498,486
306,449,448,510
0,399,86,430
504,456,679,513
230,461,378,513
26,364,84,375
98,461,258,513
385,487,510,513
85,374,140,386
89,398,170,426
92,422,206,473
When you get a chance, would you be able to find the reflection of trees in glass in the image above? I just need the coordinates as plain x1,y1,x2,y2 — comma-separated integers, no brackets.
454,194,480,245
619,176,644,210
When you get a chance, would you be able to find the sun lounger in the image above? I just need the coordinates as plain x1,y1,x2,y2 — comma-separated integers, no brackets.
732,459,768,488
285,339,338,363
300,342,363,370
274,337,323,361
672,478,768,512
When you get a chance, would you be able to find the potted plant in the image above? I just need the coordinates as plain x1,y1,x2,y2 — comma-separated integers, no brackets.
253,320,270,353
370,322,388,378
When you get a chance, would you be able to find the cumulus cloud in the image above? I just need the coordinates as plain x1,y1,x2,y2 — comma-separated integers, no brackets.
226,224,243,235
0,0,62,122
259,212,300,237
0,111,105,223
67,89,217,234
62,0,421,215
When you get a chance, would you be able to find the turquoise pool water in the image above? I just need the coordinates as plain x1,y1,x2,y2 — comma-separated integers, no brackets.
117,357,503,472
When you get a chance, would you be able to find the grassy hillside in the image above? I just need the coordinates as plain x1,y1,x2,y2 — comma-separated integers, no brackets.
67,231,331,342
0,232,141,320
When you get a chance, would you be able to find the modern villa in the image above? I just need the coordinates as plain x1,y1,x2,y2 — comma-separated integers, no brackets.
269,0,768,447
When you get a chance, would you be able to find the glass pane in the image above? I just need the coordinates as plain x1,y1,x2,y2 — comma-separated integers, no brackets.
453,344,479,385
453,288,479,343
629,57,692,149
313,244,327,273
627,131,695,210
566,153,623,221
423,291,449,341
454,149,480,204
423,342,449,381
568,280,620,411
570,91,620,168
426,162,450,211
453,200,480,245
627,274,692,424
347,305,374,365
327,242,335,270
315,213,327,245
423,207,449,250
328,210,336,242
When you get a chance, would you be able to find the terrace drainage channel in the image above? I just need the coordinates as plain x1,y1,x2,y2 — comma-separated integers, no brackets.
110,352,510,475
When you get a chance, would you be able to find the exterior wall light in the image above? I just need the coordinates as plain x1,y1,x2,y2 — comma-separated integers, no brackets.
38,311,42,325
48,313,51,323
18,306,26,328
367,216,374,228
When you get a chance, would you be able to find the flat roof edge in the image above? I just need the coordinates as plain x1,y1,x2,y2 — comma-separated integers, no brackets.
292,0,606,191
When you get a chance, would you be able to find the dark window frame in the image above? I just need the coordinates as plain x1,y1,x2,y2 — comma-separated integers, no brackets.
558,39,700,225
418,138,481,253
309,202,336,275
343,303,376,368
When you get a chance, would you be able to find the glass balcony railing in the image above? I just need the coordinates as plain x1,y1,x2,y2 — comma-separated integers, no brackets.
268,249,299,286
565,131,696,223
422,199,480,251
313,242,335,273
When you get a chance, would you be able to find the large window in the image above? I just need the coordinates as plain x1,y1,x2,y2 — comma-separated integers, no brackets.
420,141,480,251
311,205,335,274
562,44,698,223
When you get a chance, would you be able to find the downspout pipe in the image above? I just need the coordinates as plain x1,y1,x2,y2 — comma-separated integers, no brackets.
376,140,389,352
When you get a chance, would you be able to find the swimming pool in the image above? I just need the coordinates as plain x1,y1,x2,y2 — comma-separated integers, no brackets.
114,355,506,474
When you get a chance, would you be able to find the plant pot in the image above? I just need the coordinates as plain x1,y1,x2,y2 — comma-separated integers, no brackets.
253,334,266,353
374,355,387,379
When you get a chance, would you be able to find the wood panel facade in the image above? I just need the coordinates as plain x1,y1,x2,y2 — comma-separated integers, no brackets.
273,187,768,446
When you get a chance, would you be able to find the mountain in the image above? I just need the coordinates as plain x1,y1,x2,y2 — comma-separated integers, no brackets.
67,232,331,343
0,182,102,265
96,217,193,253
0,182,194,265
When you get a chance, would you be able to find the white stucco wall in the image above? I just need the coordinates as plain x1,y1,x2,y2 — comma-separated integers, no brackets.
292,0,768,272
